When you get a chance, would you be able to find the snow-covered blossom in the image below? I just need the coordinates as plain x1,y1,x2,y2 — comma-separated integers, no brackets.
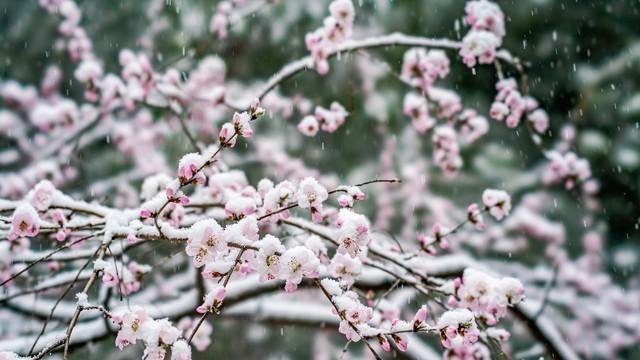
9,203,40,240
305,235,329,264
544,151,592,190
464,0,505,38
186,219,226,268
94,259,150,295
437,308,480,349
257,178,274,198
223,215,259,245
528,108,549,133
320,278,343,296
27,180,57,211
481,189,511,220
74,59,103,101
335,209,371,257
297,177,329,223
428,87,463,119
112,306,150,349
232,111,253,138
197,285,227,313
459,31,501,68
458,109,489,144
403,92,435,133
178,153,206,185
454,268,524,325
333,291,373,342
262,180,297,220
201,259,234,280
224,195,257,220
218,123,237,147
171,340,192,360
432,126,462,176
460,0,505,68
401,48,450,91
142,318,181,347
256,235,285,281
494,277,525,306
328,253,362,287
489,78,526,128
279,246,320,292
336,186,365,208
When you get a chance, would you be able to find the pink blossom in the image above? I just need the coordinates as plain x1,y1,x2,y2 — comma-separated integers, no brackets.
223,215,259,245
198,285,227,313
401,48,450,90
224,195,257,220
297,177,329,223
232,111,253,138
113,306,150,349
437,308,479,349
171,340,192,360
9,203,40,240
459,30,500,68
494,277,525,306
489,101,509,121
544,151,592,189
27,180,57,211
467,203,486,230
528,108,549,133
140,208,152,218
186,219,226,268
279,246,320,292
297,115,319,137
262,180,297,220
403,92,435,133
378,335,391,352
391,333,408,352
329,253,362,287
219,123,237,147
464,0,505,38
177,153,206,184
329,0,355,24
432,126,462,176
413,305,428,328
305,0,355,74
481,189,511,220
256,235,285,281
335,209,371,257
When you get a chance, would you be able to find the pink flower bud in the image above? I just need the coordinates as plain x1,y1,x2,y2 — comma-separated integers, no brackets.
140,209,152,218
413,305,427,326
127,234,137,244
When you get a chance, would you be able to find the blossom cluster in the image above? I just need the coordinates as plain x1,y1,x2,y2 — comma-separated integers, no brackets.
0,0,614,359
436,268,523,359
297,102,348,136
490,78,550,132
399,47,491,176
459,0,505,67
544,151,592,190
305,0,356,75
94,259,151,296
112,306,192,360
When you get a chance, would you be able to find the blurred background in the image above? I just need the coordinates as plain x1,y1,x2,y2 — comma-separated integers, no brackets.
1,0,639,358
